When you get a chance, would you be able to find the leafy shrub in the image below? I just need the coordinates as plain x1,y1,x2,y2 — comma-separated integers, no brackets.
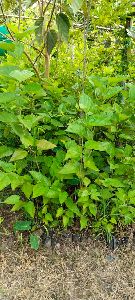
0,64,135,238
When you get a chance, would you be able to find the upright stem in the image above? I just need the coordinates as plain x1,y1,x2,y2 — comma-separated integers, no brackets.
18,0,21,30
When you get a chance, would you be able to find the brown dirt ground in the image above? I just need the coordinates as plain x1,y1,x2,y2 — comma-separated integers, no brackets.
0,210,135,300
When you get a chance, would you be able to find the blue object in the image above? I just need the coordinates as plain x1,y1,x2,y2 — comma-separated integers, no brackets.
0,25,11,56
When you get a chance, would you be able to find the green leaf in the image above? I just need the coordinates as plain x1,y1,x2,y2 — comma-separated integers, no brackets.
0,173,10,191
86,112,113,126
59,191,68,204
0,112,17,123
0,41,15,51
11,201,24,212
23,201,35,218
85,140,114,155
32,183,48,198
9,70,34,82
18,114,41,131
13,220,31,231
89,203,97,216
21,182,33,199
65,145,82,160
83,177,91,187
20,134,34,147
63,215,69,227
0,146,13,159
80,215,88,230
46,29,58,55
45,213,53,222
129,84,135,101
35,17,44,43
30,171,50,185
30,234,40,250
66,121,86,137
59,162,79,175
23,82,46,96
84,157,99,172
10,149,28,161
103,86,122,100
0,65,19,77
70,0,83,14
36,139,56,150
103,178,125,188
4,195,20,204
56,13,70,42
56,207,64,218
65,197,80,216
79,93,96,113
0,161,15,172
8,173,23,190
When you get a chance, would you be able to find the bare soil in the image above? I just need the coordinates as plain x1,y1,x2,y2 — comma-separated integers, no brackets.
0,209,135,300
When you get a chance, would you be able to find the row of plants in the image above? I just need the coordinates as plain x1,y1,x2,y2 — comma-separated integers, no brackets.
0,0,134,249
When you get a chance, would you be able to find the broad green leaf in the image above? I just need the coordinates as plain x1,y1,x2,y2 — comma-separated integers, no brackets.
0,173,10,191
65,145,82,160
89,203,97,216
84,157,99,172
11,201,24,211
83,177,91,187
21,182,33,199
59,191,68,204
18,114,41,131
23,201,35,218
46,30,58,55
59,162,79,175
10,149,28,161
0,92,17,105
30,233,40,250
30,171,50,185
85,140,114,155
80,215,88,230
32,183,48,198
0,146,13,159
8,173,23,190
45,213,53,222
23,82,46,96
65,197,80,216
0,112,17,123
13,220,31,231
66,121,86,137
56,13,70,42
0,41,15,51
0,161,15,172
86,112,113,126
70,0,83,14
13,42,24,59
36,139,56,150
79,93,96,113
9,70,34,82
103,86,122,100
0,65,19,77
63,215,69,227
46,189,59,199
4,195,20,204
56,207,64,218
103,178,125,188
20,134,34,147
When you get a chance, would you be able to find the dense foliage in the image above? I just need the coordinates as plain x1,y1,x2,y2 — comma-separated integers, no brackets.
0,0,134,247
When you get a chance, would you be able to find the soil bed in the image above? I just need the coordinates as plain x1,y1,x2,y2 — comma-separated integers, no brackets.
0,209,135,300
